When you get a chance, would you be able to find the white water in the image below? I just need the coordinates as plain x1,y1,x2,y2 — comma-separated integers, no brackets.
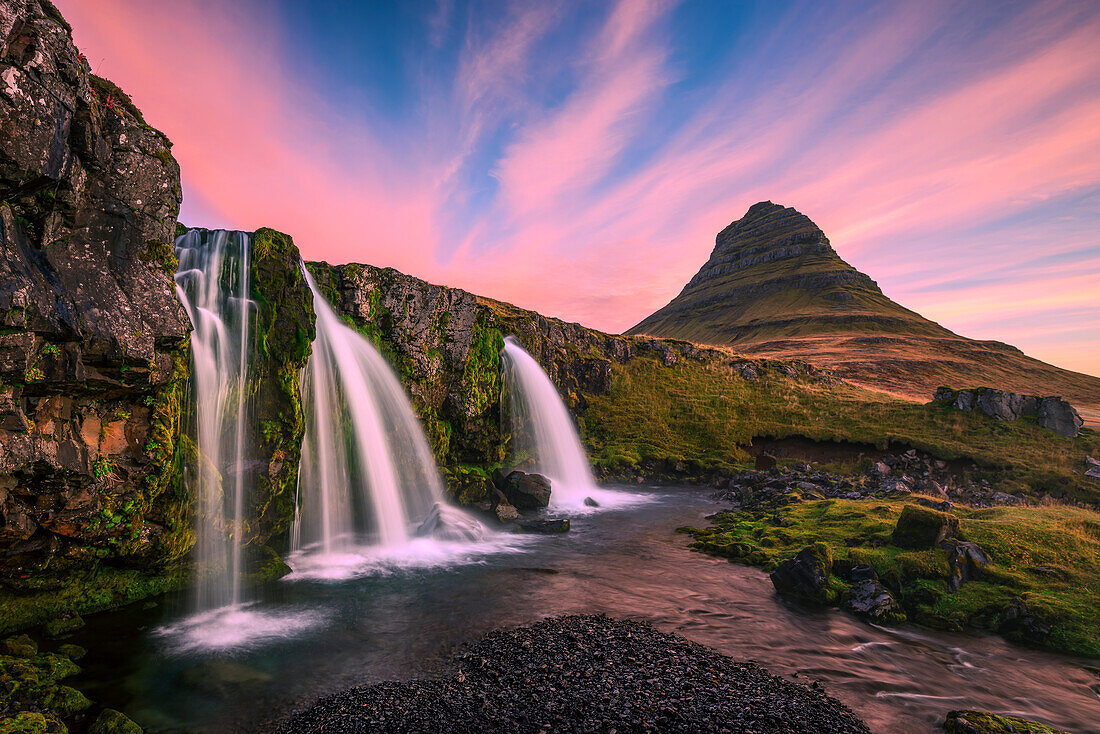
501,337,627,510
291,267,484,568
174,230,255,611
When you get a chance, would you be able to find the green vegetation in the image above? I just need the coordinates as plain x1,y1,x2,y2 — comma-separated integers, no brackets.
581,354,1100,505
684,498,1100,655
944,709,1071,734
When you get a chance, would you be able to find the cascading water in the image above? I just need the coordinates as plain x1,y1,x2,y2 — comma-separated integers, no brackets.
173,229,255,611
290,266,483,568
501,337,602,508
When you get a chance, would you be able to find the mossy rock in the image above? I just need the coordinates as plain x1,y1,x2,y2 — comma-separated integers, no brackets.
42,615,83,639
88,709,142,734
1,635,37,658
43,685,92,715
55,645,85,661
944,709,1069,733
891,505,958,548
0,712,67,734
245,545,292,583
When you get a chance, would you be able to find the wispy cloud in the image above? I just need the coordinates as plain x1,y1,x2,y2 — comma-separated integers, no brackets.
57,0,1100,375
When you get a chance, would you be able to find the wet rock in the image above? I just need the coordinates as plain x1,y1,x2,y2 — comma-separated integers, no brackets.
56,643,85,661
769,544,835,604
89,708,143,734
502,471,551,510
891,505,958,549
583,496,599,507
0,711,66,733
944,709,1070,734
514,518,570,534
846,578,905,624
415,502,485,542
494,503,520,523
940,539,991,591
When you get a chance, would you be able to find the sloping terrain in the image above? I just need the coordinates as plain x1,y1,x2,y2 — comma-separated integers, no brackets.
627,202,1100,415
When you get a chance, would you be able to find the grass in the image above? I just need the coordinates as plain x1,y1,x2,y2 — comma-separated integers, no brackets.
580,354,1100,505
684,498,1100,656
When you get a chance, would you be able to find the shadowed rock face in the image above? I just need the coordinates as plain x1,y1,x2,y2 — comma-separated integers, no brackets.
628,202,1100,413
0,1,191,578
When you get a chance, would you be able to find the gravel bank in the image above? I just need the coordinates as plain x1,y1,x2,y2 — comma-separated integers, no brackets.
276,614,871,733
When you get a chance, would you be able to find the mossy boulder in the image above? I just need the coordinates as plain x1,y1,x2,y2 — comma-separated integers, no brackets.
42,616,83,639
769,543,842,604
502,472,552,510
88,709,142,734
54,646,84,662
1,636,37,659
944,709,1069,733
891,505,958,548
0,712,67,734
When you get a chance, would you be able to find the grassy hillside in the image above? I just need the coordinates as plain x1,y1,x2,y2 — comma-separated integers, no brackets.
578,351,1100,506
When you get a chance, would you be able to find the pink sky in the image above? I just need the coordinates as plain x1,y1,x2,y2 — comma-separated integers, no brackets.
57,0,1100,376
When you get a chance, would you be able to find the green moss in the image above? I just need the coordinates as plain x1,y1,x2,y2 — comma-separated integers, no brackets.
891,505,959,548
41,616,82,639
88,709,142,734
944,710,1070,734
0,712,66,734
686,499,1100,655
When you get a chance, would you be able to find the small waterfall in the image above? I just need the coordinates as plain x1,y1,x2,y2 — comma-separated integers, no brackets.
292,267,483,557
174,229,255,611
501,337,598,507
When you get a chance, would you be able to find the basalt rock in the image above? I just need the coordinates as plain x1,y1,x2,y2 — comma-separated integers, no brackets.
502,471,551,510
769,544,837,604
940,539,991,591
932,387,1083,438
0,0,191,600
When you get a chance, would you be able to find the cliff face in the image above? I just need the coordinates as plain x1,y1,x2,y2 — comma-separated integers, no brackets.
0,0,193,596
629,202,1100,413
306,261,695,501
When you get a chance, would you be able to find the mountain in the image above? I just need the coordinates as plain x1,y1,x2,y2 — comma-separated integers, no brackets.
627,201,1100,418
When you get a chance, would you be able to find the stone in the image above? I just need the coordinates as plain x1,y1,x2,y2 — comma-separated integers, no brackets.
514,518,570,534
940,539,991,591
415,502,485,542
915,497,953,512
583,497,599,507
999,598,1051,647
954,390,975,412
891,505,958,549
769,544,835,604
494,503,520,523
871,461,890,476
502,471,552,510
846,578,905,624
1036,396,1082,438
89,708,143,734
56,644,86,660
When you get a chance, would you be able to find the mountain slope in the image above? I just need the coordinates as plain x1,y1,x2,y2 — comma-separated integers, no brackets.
628,202,1100,416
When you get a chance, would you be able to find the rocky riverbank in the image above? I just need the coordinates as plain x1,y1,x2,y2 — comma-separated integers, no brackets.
275,614,871,734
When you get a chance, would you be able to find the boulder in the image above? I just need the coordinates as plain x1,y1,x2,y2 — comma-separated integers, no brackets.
769,544,835,604
43,614,84,638
2,633,37,657
502,471,552,510
998,598,1051,647
583,497,599,507
846,577,905,624
495,503,520,523
415,503,485,542
514,518,570,534
1037,396,1083,438
891,505,958,549
939,539,991,591
89,708,144,734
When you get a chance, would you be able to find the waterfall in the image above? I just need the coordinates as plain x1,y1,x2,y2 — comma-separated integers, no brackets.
174,229,255,611
501,337,598,507
291,266,483,557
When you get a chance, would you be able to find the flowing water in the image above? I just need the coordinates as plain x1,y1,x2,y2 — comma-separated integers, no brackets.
173,230,255,611
68,487,1099,734
501,337,630,509
290,267,484,572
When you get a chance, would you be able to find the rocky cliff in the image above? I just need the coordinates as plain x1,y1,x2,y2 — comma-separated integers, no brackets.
0,0,194,617
305,261,703,501
628,202,1100,414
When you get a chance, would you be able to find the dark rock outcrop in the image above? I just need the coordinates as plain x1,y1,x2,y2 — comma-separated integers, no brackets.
502,471,551,510
845,568,905,624
514,518,570,534
939,539,990,591
769,544,837,604
932,387,1083,438
0,0,191,593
